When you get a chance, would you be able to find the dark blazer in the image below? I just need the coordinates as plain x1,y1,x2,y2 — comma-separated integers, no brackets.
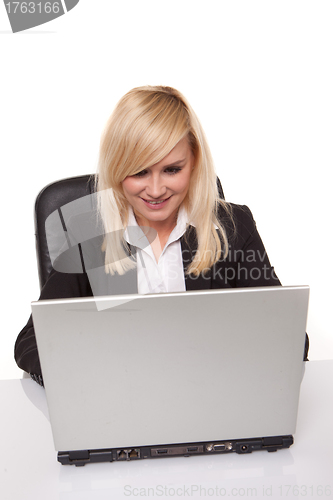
14,204,308,379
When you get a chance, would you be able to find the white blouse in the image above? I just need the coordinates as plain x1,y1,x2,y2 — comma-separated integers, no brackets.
124,206,189,294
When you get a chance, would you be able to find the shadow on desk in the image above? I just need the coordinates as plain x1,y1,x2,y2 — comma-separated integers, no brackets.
20,377,50,422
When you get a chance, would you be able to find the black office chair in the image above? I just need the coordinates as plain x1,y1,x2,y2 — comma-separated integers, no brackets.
34,174,224,289
35,174,96,289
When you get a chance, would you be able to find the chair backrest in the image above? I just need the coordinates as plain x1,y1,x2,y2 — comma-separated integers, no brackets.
35,174,95,289
34,175,224,290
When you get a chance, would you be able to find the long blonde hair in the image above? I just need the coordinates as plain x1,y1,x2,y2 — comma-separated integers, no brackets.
97,85,232,276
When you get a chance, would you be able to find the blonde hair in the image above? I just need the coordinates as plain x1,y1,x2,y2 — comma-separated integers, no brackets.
97,85,232,276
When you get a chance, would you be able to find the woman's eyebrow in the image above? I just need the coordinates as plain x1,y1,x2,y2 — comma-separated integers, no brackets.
135,158,187,173
163,158,187,167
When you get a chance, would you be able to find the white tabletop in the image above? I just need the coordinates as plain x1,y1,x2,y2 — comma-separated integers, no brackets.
1,360,333,500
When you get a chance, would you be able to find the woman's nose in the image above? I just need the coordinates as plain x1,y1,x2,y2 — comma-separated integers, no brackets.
145,174,167,199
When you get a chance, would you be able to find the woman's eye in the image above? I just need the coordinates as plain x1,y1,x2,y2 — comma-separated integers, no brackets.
134,170,147,177
165,167,182,175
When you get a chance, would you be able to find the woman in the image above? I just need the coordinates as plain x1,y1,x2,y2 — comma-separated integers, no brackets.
15,85,308,383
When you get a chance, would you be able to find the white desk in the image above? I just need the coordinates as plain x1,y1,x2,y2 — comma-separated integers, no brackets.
1,361,333,500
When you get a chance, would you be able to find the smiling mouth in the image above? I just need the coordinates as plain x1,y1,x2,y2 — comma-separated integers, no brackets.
141,196,171,205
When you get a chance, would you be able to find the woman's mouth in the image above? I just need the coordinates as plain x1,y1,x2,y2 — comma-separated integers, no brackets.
140,196,171,209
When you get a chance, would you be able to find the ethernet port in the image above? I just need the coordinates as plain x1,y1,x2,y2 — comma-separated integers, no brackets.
117,449,127,460
129,449,140,459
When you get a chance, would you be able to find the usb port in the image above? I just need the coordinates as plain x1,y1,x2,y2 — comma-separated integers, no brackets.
187,447,198,452
156,449,168,454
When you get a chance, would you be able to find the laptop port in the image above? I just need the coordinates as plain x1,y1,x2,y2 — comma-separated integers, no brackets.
213,444,226,451
129,449,140,459
151,445,204,457
117,449,127,460
206,442,233,452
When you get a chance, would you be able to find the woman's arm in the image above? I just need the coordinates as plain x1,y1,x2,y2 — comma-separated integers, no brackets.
211,204,281,288
14,269,93,379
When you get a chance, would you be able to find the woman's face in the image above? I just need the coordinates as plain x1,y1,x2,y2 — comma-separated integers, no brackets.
122,137,194,230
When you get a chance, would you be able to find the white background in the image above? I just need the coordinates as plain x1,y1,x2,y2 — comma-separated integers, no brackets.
0,1,332,380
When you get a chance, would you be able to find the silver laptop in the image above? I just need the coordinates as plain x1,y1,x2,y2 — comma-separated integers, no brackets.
31,285,309,466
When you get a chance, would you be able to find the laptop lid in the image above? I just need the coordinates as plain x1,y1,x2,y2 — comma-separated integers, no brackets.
31,285,309,463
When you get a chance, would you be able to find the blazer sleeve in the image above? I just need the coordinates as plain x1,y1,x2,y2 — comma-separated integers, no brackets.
232,204,281,288
211,204,281,288
14,268,93,379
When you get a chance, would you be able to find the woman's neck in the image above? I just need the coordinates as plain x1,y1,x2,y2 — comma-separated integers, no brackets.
134,213,177,244
134,212,178,261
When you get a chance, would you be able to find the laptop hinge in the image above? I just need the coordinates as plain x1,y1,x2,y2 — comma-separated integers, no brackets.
58,449,113,466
